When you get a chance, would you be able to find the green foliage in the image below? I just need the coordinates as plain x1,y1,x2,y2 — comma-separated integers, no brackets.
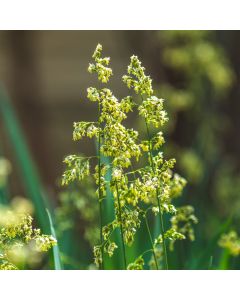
145,31,236,269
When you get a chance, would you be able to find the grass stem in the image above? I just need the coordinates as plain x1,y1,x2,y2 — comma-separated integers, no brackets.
98,101,104,270
144,214,159,269
116,182,127,269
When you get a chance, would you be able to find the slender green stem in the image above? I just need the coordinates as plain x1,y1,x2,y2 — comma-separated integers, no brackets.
141,249,155,257
98,102,104,270
115,182,127,269
156,192,168,269
144,214,159,269
144,116,169,270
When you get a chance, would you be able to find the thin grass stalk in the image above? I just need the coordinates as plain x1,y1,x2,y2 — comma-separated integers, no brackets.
144,214,159,269
101,156,122,270
97,101,104,270
115,182,127,269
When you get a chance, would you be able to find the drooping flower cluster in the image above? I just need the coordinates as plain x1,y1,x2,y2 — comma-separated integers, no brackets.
62,45,197,269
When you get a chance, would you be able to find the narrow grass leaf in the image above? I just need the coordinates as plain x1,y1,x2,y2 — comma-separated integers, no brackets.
46,209,63,270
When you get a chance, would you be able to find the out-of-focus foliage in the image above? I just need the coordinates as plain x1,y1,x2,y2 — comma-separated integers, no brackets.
169,205,198,250
0,156,57,269
0,87,53,234
0,196,56,270
56,179,99,247
127,255,144,270
157,31,234,185
160,31,232,94
0,157,11,187
213,161,240,217
219,231,240,256
124,30,238,269
56,177,99,265
0,205,56,270
0,156,11,205
148,30,238,268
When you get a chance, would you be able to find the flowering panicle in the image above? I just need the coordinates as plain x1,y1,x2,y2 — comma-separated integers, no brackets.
62,44,142,267
123,54,197,269
62,45,197,270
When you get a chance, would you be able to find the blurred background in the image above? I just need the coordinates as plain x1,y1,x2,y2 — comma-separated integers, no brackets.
0,30,240,269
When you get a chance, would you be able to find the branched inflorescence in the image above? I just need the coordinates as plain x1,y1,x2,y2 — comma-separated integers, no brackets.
62,44,197,270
